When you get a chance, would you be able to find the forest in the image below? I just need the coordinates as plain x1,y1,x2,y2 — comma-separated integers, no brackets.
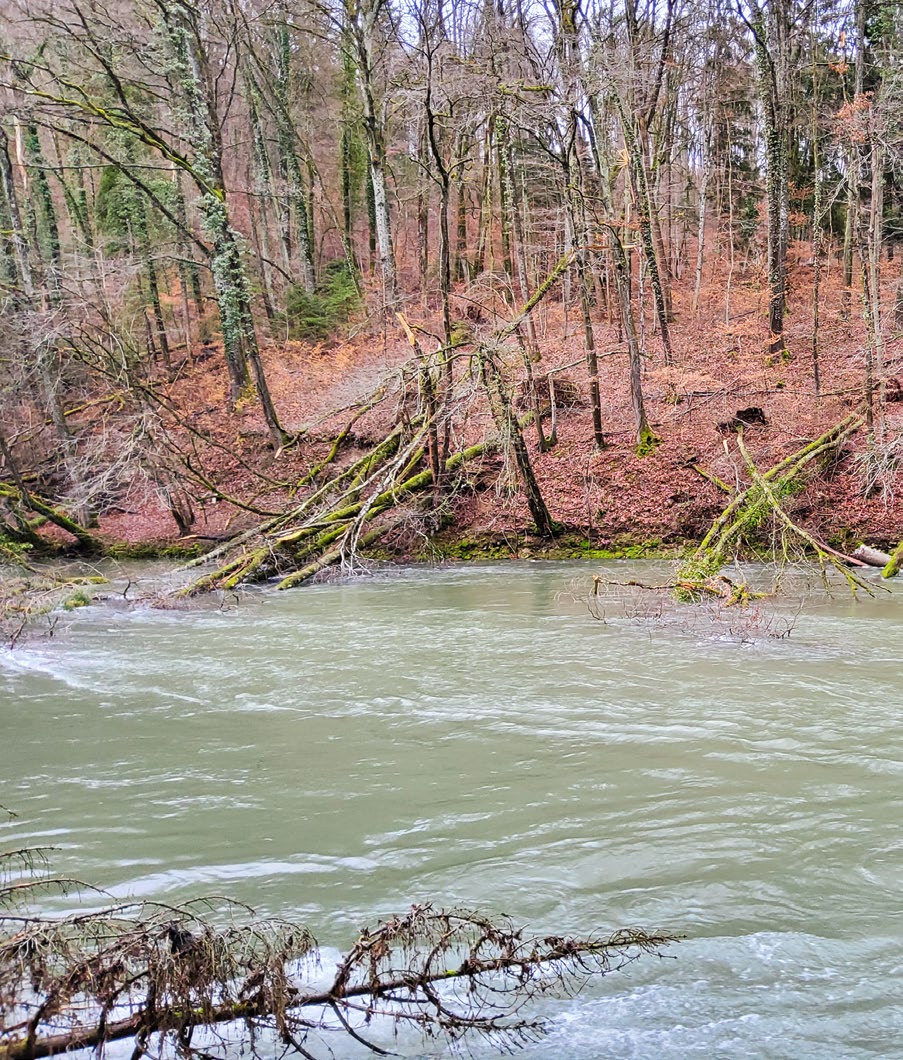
1,0,902,589
4,4,903,1056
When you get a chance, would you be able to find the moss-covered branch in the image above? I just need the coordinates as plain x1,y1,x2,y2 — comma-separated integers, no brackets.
676,415,864,600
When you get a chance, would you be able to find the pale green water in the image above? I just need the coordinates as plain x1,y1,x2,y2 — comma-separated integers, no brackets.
2,561,903,1057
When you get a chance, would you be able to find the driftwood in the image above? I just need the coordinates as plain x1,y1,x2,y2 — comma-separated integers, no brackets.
852,544,893,568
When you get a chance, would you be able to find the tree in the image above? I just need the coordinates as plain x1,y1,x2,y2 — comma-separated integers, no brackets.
740,0,805,356
0,832,674,1060
343,0,399,306
3,0,287,446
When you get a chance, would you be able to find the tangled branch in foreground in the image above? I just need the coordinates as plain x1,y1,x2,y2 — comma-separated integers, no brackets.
1,851,677,1059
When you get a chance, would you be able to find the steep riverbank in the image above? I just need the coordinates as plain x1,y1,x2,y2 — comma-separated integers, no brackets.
5,250,903,573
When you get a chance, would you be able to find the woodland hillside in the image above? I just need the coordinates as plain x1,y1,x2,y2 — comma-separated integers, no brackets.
1,0,903,581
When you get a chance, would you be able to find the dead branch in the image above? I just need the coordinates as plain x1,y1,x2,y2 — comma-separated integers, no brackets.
1,857,677,1060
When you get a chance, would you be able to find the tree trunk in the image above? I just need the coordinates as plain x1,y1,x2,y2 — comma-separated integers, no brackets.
616,101,674,363
0,126,34,300
479,348,557,538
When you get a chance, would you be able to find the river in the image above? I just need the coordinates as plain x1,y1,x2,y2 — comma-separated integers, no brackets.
2,561,902,1057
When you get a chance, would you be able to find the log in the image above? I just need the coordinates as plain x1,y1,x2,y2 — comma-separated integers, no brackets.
182,436,500,594
852,544,893,568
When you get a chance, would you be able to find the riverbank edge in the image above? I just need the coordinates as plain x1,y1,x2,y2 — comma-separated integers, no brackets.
5,519,894,568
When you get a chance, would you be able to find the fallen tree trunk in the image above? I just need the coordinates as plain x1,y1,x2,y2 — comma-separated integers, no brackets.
882,541,903,579
0,894,675,1060
180,434,499,594
852,545,893,568
0,482,100,553
676,415,867,601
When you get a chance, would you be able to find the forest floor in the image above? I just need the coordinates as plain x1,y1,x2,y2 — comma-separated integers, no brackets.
26,242,903,566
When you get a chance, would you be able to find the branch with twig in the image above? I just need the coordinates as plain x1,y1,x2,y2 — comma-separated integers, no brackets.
1,843,678,1060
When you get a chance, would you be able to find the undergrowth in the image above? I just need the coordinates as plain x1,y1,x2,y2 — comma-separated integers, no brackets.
281,259,360,340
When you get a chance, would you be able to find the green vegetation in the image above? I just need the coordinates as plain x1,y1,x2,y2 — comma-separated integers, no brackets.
282,260,361,341
427,531,674,563
62,587,92,610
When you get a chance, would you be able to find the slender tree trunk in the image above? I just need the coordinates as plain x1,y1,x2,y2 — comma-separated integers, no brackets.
692,153,711,316
162,5,284,444
610,226,654,450
24,124,61,302
563,156,604,451
616,101,673,363
475,121,494,275
416,125,429,299
812,152,823,399
368,141,396,304
479,348,556,538
749,4,790,355
0,127,33,300
495,118,516,282
454,158,470,282
129,192,171,370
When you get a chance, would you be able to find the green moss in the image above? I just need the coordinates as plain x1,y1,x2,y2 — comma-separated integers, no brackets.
62,588,92,610
425,532,520,561
427,530,679,563
635,427,661,457
568,536,671,560
450,321,471,345
107,541,205,560
0,536,32,566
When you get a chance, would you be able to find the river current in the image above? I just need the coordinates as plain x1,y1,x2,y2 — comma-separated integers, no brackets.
2,561,902,1057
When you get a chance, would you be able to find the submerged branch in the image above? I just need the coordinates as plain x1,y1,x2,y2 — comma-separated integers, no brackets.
0,889,677,1060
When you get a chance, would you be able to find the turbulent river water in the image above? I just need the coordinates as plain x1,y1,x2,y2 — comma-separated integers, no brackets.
2,560,903,1058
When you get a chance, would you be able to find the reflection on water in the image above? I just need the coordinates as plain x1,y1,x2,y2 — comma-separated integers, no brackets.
3,561,903,1057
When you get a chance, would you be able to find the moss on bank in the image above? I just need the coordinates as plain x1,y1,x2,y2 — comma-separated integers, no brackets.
421,529,683,563
105,541,206,561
